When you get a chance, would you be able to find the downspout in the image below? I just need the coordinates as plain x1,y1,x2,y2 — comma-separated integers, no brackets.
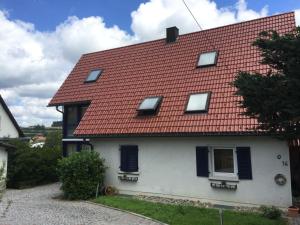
55,106,65,156
83,138,94,151
56,106,63,114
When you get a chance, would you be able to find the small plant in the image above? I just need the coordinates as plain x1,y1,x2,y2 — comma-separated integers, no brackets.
259,205,281,219
57,151,106,200
0,162,6,199
0,162,5,181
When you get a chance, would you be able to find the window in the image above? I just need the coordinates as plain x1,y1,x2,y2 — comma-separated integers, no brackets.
196,146,253,180
64,104,89,137
85,69,102,82
66,106,78,137
137,96,162,115
213,149,234,173
197,51,218,67
186,92,210,112
66,143,78,156
211,148,237,178
120,145,138,172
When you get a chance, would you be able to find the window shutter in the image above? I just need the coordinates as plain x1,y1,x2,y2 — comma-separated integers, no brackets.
236,147,252,180
196,146,209,177
120,147,128,171
120,145,138,172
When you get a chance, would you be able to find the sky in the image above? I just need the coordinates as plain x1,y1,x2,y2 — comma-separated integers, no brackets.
0,0,299,127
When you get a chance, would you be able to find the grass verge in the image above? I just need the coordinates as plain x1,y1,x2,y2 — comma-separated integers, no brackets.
93,195,287,225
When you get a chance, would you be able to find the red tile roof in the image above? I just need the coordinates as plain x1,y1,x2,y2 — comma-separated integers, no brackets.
49,12,296,137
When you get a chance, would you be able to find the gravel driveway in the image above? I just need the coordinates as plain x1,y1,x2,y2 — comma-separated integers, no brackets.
0,183,161,225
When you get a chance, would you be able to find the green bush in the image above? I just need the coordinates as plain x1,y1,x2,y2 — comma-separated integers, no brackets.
260,205,282,219
7,139,61,188
57,151,106,200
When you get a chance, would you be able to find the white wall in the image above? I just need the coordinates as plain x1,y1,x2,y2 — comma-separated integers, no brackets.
0,147,7,178
0,103,19,138
92,136,292,207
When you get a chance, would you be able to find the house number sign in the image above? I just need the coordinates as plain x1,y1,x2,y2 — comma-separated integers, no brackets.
277,154,288,167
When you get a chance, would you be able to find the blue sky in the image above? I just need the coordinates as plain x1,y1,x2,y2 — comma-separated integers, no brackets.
1,0,299,32
0,0,299,127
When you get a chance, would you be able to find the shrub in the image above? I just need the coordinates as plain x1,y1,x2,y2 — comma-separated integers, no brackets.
6,139,61,188
57,151,106,200
259,205,281,219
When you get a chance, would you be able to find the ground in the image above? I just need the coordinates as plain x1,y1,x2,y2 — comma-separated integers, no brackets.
0,183,160,225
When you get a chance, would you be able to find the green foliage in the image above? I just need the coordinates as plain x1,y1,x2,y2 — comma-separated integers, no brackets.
234,27,300,139
94,196,286,225
32,124,46,130
260,205,282,220
6,139,61,188
57,151,106,200
44,130,62,149
0,162,5,181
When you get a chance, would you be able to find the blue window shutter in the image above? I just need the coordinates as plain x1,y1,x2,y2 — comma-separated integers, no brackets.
120,145,138,172
196,146,209,177
120,147,128,171
236,147,252,180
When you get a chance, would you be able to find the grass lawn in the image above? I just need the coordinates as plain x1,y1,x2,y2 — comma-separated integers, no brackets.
93,195,287,225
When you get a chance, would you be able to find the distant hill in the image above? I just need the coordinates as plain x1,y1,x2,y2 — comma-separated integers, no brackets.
21,125,62,138
51,121,62,128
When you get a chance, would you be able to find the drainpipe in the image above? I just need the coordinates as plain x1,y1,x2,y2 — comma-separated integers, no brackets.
55,106,65,156
55,106,63,114
83,138,94,151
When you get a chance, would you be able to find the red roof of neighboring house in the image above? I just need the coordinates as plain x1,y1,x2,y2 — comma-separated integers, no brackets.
49,12,296,137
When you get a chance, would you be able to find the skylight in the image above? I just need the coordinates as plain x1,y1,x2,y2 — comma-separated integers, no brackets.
186,92,210,112
197,51,218,67
85,69,102,83
138,96,162,115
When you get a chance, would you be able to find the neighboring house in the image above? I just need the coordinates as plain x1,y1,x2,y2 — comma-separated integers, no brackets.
30,133,46,148
0,95,24,176
49,12,296,207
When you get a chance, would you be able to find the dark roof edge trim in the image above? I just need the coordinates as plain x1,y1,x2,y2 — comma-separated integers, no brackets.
48,100,91,107
74,131,271,139
0,95,24,137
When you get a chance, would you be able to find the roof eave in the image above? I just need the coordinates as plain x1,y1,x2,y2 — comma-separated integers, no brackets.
73,131,269,139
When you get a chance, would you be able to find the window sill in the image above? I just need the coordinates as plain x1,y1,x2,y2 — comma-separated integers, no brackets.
209,176,239,182
118,171,140,176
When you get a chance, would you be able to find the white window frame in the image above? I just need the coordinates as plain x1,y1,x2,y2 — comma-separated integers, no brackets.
209,147,238,180
197,51,218,67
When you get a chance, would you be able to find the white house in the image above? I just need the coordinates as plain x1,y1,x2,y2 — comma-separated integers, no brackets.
49,12,297,208
0,95,24,177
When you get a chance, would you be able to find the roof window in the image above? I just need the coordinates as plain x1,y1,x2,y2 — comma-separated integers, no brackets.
85,69,102,83
197,51,218,67
186,92,211,113
137,96,162,115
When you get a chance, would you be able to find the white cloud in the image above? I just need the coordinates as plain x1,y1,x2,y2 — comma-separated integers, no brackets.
1,0,291,127
131,0,268,41
0,11,133,126
54,16,133,62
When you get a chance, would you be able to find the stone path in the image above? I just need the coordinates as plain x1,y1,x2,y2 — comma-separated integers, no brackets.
290,216,300,225
0,183,161,225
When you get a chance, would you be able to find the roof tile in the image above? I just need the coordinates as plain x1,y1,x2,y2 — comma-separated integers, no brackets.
49,12,296,136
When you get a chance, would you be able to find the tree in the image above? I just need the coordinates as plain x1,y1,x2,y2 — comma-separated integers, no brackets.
44,130,62,149
233,27,300,140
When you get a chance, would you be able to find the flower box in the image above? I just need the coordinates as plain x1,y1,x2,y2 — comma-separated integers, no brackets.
288,206,299,217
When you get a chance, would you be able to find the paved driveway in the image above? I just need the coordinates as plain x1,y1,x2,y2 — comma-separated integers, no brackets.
0,183,160,225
